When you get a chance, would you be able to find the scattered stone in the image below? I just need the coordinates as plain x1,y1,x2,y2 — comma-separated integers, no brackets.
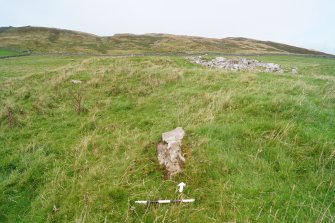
292,67,299,75
70,80,82,84
157,127,186,178
188,56,284,73
265,63,284,73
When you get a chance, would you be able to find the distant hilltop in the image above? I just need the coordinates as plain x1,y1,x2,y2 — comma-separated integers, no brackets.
0,26,331,56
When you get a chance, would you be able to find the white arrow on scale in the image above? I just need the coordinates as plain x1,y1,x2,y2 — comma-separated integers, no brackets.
177,182,186,193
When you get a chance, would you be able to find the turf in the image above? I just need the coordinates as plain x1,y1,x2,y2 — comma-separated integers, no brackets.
0,48,22,57
0,55,334,222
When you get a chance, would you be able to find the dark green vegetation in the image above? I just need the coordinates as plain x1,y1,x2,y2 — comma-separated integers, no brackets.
0,55,334,222
0,26,331,56
0,48,24,57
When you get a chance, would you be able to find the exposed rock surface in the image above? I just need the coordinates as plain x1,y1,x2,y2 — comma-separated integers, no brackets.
70,80,82,84
157,127,185,178
291,67,299,75
188,56,284,73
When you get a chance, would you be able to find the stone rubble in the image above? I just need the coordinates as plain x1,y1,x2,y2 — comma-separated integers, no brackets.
157,127,186,178
188,56,284,73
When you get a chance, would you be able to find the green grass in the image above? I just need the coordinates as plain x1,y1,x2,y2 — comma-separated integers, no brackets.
0,55,334,222
0,48,22,57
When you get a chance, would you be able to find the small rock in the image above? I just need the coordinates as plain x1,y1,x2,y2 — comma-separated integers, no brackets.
265,63,283,73
70,80,82,84
162,127,185,146
292,67,298,75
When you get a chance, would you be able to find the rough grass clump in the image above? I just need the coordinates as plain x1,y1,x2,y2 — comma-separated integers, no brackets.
1,103,22,127
2,104,17,127
70,88,88,114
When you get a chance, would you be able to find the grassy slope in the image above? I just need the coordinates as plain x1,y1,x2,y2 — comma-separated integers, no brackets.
0,26,330,56
0,55,335,222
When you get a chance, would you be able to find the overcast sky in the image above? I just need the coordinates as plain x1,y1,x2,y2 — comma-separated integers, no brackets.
1,0,335,54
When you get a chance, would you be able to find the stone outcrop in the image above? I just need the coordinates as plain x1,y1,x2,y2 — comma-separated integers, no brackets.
157,127,185,178
188,56,284,73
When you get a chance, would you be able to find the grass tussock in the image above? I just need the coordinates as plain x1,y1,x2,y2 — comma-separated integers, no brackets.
70,88,88,114
2,103,18,127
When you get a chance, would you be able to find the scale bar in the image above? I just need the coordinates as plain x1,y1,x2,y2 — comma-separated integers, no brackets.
135,199,195,204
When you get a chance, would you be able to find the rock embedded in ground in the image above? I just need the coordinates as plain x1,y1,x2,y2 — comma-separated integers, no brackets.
70,79,82,84
188,56,284,73
265,63,283,73
291,67,299,75
162,127,185,145
157,127,186,178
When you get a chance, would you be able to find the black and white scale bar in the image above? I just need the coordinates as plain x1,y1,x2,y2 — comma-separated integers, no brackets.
135,199,195,204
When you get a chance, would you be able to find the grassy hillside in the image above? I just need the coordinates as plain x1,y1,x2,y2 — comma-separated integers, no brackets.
0,55,334,222
0,26,330,56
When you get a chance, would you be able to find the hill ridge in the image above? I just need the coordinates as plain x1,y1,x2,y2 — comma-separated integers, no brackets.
0,26,331,56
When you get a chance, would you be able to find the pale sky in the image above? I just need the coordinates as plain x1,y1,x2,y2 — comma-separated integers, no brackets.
1,0,335,54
